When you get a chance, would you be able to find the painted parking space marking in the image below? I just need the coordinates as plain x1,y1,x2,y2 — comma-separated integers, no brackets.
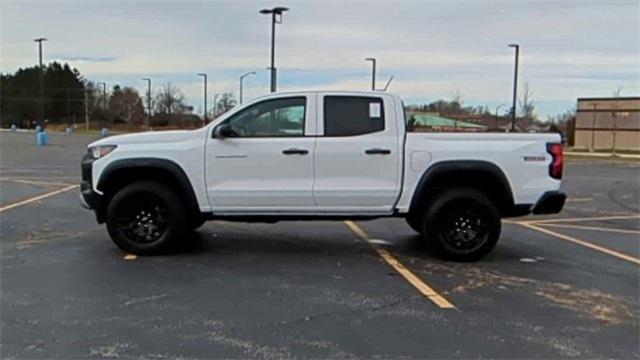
344,220,455,309
539,223,640,235
124,254,138,260
518,222,640,265
0,184,79,213
0,177,75,188
526,214,640,224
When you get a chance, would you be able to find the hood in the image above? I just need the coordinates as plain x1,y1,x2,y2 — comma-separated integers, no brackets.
88,129,200,147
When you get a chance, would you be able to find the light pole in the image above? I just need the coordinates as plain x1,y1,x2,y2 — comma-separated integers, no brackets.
259,6,289,93
197,73,208,124
508,44,519,132
97,82,107,118
494,103,508,130
213,93,220,117
365,57,376,91
142,78,151,127
239,71,256,104
34,38,47,126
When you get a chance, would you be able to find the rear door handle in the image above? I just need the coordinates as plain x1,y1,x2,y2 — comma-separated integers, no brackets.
282,148,309,155
365,148,391,155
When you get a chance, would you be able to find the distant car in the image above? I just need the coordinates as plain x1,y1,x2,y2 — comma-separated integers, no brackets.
80,91,565,261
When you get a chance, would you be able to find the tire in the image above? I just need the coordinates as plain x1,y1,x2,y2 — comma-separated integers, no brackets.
106,181,188,255
422,187,501,261
405,214,423,234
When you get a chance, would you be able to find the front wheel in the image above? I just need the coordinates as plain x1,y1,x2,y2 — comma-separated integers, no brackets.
106,181,187,255
422,187,501,261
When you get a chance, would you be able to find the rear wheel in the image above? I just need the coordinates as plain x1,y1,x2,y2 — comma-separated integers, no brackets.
422,187,500,261
106,181,187,255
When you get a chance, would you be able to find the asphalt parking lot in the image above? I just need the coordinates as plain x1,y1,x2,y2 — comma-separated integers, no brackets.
1,131,639,359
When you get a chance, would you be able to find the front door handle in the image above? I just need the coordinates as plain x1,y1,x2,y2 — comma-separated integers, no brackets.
282,148,309,155
365,148,391,155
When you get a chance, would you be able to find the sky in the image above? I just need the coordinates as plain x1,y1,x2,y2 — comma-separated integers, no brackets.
1,0,639,119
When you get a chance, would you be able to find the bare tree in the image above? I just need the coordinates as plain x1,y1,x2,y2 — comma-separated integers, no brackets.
518,82,536,122
154,83,186,115
108,85,145,124
213,92,237,116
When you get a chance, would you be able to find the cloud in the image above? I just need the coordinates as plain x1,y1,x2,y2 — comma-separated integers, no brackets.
1,0,638,117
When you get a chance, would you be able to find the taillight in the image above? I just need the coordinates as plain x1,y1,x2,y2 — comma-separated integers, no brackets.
547,143,563,179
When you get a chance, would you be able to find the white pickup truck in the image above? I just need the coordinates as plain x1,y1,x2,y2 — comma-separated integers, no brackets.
80,91,565,261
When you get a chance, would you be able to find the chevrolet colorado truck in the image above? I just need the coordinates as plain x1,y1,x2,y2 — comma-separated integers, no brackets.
80,91,565,261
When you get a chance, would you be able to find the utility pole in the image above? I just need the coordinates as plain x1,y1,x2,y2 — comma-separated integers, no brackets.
239,71,256,104
365,58,377,91
33,38,47,127
197,73,208,124
259,7,289,93
142,78,152,127
508,44,519,132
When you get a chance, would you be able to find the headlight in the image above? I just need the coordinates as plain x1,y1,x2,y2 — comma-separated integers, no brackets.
89,145,117,159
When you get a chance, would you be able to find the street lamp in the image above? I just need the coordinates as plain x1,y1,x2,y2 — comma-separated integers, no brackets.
508,44,520,132
259,6,289,93
97,82,107,120
197,73,208,124
34,37,47,126
365,57,376,91
142,78,152,127
239,71,256,104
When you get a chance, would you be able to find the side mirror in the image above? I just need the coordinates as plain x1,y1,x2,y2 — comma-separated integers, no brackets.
213,124,233,138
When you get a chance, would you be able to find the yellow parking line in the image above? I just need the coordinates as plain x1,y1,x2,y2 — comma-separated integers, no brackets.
0,184,79,213
344,221,455,309
527,214,640,224
539,223,640,235
519,222,640,265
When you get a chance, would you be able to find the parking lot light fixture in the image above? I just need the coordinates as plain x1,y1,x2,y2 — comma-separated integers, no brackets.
259,6,289,93
365,58,376,91
142,78,152,127
239,71,256,104
197,73,208,124
97,82,107,119
508,44,519,132
33,38,47,126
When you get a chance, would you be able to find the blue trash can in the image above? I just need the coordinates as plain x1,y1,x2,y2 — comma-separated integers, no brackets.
10,124,17,132
36,131,48,146
65,127,74,135
101,128,110,137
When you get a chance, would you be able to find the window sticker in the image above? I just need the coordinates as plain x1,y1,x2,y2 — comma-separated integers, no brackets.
369,102,381,118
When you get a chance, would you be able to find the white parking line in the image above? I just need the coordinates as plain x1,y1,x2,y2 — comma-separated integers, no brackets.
0,185,79,213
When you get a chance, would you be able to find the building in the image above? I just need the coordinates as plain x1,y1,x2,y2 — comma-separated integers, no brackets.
407,112,488,132
574,97,640,151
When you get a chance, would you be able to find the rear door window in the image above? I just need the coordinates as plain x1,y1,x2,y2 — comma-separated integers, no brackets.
323,96,384,136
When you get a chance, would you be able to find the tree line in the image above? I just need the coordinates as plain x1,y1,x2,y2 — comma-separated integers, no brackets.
0,62,237,128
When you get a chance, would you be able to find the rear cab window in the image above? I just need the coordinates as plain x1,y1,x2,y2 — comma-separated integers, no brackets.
323,96,385,136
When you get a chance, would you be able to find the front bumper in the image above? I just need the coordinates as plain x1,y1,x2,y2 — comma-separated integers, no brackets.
80,152,104,215
532,191,566,215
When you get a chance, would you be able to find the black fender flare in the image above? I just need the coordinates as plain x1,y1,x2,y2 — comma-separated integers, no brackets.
96,158,200,215
409,160,516,214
